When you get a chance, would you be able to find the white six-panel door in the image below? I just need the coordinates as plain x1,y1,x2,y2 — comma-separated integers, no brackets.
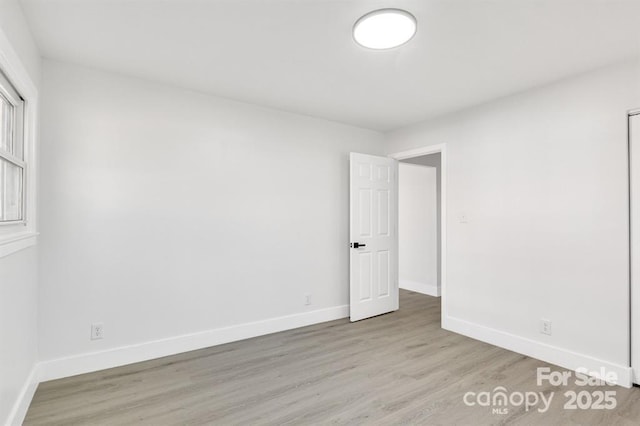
350,153,398,322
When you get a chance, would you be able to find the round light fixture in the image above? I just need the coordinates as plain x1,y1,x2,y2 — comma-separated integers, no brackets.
353,9,417,50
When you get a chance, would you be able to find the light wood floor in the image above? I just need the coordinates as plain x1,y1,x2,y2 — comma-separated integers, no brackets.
25,290,640,425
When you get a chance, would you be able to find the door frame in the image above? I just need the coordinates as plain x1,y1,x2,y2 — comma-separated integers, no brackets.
628,109,640,383
388,143,447,321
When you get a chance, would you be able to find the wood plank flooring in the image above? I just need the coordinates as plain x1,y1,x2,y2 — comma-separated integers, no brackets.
24,290,640,425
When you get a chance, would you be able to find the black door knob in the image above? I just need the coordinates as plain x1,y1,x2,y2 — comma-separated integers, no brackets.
350,242,366,248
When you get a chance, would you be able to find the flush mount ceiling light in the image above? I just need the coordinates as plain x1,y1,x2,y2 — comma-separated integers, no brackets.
353,9,417,50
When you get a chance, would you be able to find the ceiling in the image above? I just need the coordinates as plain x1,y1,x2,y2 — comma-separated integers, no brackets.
20,0,640,131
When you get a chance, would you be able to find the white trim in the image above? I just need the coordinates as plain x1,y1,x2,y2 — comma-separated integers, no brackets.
0,150,26,169
389,144,447,321
4,364,40,426
390,145,446,161
443,315,633,388
0,232,36,258
400,279,440,297
0,21,38,257
629,110,639,384
39,304,349,382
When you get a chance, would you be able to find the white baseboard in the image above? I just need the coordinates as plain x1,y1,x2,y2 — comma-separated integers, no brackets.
40,304,349,382
5,364,40,426
443,315,633,388
400,279,440,297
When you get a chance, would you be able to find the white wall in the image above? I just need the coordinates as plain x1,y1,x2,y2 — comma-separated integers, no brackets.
398,163,438,296
0,247,39,424
386,59,640,383
0,0,41,84
38,60,384,372
0,1,41,425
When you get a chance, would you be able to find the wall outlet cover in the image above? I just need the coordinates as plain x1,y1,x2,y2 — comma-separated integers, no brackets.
91,322,104,340
540,319,552,335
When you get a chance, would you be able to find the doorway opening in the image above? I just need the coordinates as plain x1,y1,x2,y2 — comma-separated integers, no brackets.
348,146,446,322
398,153,441,298
390,144,447,320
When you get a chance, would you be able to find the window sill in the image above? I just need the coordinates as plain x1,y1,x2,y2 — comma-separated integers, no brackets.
0,232,38,259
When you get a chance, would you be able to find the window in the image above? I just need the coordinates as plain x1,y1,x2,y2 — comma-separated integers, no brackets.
0,33,37,258
0,70,25,224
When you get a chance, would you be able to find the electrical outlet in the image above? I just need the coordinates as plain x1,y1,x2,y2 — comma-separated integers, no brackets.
304,294,312,306
540,319,552,335
91,322,104,340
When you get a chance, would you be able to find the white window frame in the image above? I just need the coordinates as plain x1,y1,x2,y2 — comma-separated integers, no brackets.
0,71,26,223
0,29,38,258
